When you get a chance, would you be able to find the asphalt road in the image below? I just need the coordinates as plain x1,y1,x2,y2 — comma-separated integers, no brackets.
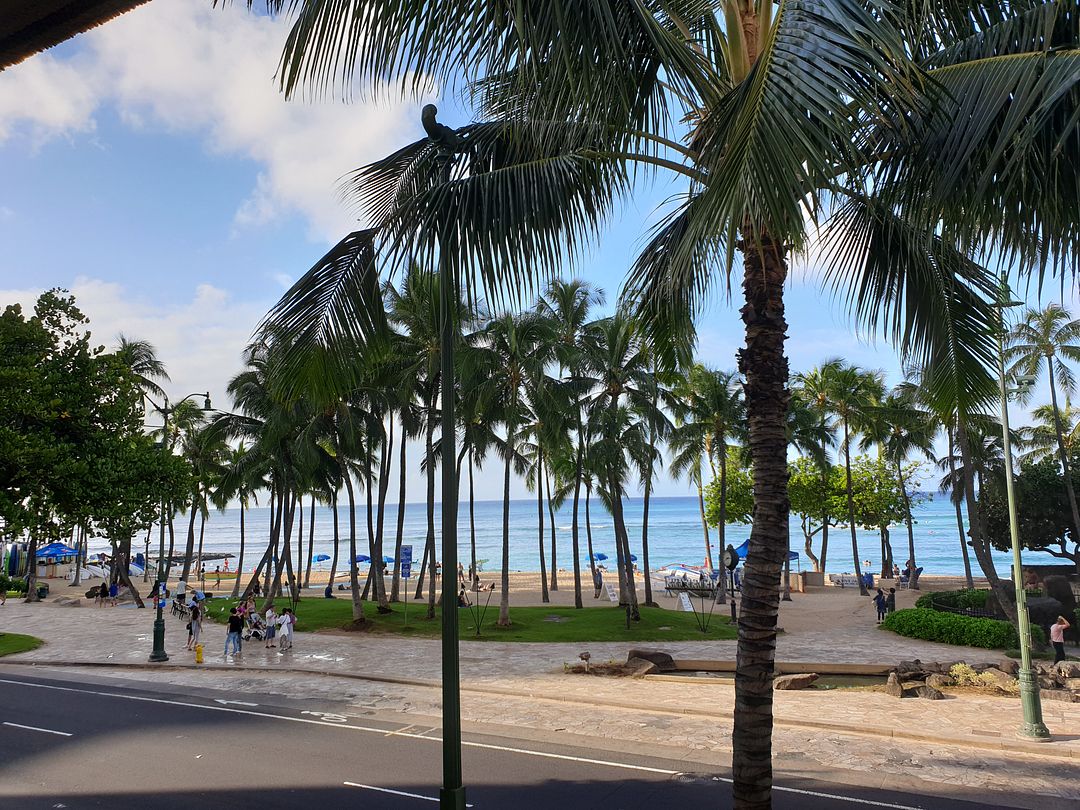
0,668,1036,809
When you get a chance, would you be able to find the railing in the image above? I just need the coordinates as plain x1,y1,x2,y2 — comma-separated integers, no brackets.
928,595,1006,621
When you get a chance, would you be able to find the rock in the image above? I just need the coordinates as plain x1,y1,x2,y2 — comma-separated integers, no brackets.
981,667,1020,693
1054,662,1080,678
52,596,81,607
997,659,1019,676
625,649,676,673
884,672,904,698
925,673,953,690
626,657,659,678
1041,687,1080,704
913,685,945,700
1027,596,1065,637
774,673,819,690
1062,678,1080,692
896,659,923,677
970,662,996,673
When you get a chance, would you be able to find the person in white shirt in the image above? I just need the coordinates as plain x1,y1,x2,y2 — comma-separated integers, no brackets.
264,606,277,648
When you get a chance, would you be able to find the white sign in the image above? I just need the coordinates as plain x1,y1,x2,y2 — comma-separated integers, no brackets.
677,593,694,613
605,583,619,603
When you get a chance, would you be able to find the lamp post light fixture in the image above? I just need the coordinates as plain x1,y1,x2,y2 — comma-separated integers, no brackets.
145,391,212,663
993,280,1051,741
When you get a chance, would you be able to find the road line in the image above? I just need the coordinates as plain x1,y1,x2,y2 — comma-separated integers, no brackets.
343,782,474,806
2,721,72,737
0,677,922,808
706,775,925,809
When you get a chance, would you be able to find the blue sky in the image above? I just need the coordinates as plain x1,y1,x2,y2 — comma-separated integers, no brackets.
0,1,1069,501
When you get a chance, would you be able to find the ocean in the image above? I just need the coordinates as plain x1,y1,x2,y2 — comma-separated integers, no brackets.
96,494,1032,577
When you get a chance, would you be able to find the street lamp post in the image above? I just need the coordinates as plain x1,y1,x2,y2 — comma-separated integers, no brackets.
147,391,211,664
423,104,468,810
993,280,1050,740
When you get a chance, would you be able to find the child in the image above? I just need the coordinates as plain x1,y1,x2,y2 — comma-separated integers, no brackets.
873,588,887,623
886,587,896,614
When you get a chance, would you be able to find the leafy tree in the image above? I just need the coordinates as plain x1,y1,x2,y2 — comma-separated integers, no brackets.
787,457,839,572
705,450,753,528
981,456,1080,573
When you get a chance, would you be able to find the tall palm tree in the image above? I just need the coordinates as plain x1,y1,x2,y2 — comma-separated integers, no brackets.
823,363,883,596
794,362,843,572
115,334,170,401
252,3,1079,804
1021,403,1080,464
212,442,266,599
466,311,553,626
1007,304,1080,548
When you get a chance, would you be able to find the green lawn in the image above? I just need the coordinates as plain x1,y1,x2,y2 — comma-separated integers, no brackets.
0,633,43,657
208,598,735,642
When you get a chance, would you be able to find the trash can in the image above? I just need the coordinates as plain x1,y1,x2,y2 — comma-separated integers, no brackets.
37,583,50,599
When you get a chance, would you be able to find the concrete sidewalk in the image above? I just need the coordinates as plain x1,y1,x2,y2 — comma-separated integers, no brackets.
3,597,1080,803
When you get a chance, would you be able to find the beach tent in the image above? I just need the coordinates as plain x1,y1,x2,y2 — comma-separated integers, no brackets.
733,540,799,562
35,542,79,559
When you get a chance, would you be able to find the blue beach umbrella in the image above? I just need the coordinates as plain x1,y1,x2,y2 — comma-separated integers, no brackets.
355,554,371,563
382,556,395,564
590,553,609,562
629,554,638,562
313,554,331,562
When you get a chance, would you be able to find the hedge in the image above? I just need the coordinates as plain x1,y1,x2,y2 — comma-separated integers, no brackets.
915,589,989,611
881,608,1045,649
0,574,27,594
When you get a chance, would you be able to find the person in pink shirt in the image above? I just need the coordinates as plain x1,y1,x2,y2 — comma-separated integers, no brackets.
1050,615,1071,664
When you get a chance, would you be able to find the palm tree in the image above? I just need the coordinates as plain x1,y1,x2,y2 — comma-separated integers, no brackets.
115,334,169,401
1007,304,1080,547
252,4,1079,804
823,363,883,596
1022,403,1080,464
861,387,936,584
794,362,843,572
540,279,604,607
212,442,265,599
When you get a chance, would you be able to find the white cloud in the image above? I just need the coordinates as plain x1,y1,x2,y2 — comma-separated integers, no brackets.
0,1,427,240
0,277,269,415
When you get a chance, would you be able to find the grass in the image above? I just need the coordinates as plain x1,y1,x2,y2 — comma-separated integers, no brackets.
207,597,736,643
0,633,43,657
1004,647,1079,661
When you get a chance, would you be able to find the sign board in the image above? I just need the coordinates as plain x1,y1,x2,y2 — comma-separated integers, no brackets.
605,583,619,603
399,545,413,579
677,593,694,613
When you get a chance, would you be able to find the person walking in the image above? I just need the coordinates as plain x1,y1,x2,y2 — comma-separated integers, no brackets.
108,580,119,606
264,605,277,648
224,607,243,657
1051,615,1072,664
214,566,221,587
885,587,896,614
873,588,887,623
187,601,202,651
277,608,294,652
593,567,603,599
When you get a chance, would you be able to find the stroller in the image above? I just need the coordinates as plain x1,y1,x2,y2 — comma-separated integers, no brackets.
242,611,266,642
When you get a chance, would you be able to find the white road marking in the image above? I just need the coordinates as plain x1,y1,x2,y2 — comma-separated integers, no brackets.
3,721,72,737
214,699,257,707
0,678,926,808
343,781,474,806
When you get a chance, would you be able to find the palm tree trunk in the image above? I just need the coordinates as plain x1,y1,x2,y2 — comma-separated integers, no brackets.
469,449,478,590
344,472,364,623
697,467,713,570
547,471,559,592
417,398,437,611
391,432,407,602
732,235,790,809
305,494,315,588
585,482,597,597
571,439,585,610
329,491,340,589
196,506,207,584
253,487,281,605
843,421,868,596
897,458,917,586
374,418,393,611
179,495,198,584
231,503,245,598
956,416,1016,623
612,481,639,620
819,436,830,572
165,509,176,581
1047,358,1080,550
641,467,655,607
536,450,550,603
947,427,975,589
498,433,513,626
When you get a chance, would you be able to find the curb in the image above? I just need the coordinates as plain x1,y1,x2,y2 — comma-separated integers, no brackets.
5,656,1079,761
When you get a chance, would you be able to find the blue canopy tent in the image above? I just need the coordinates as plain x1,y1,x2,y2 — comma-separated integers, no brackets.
733,540,800,564
35,542,79,559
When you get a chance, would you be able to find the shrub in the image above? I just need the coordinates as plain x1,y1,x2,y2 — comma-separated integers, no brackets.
882,608,1045,649
0,575,27,594
915,589,990,611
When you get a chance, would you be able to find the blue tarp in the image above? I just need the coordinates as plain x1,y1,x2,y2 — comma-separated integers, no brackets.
35,542,79,559
733,540,799,562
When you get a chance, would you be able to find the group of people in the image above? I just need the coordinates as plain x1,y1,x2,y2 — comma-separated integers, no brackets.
93,581,121,606
872,587,897,623
222,595,297,657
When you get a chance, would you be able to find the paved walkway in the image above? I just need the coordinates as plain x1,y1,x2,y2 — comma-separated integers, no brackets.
3,595,1080,805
